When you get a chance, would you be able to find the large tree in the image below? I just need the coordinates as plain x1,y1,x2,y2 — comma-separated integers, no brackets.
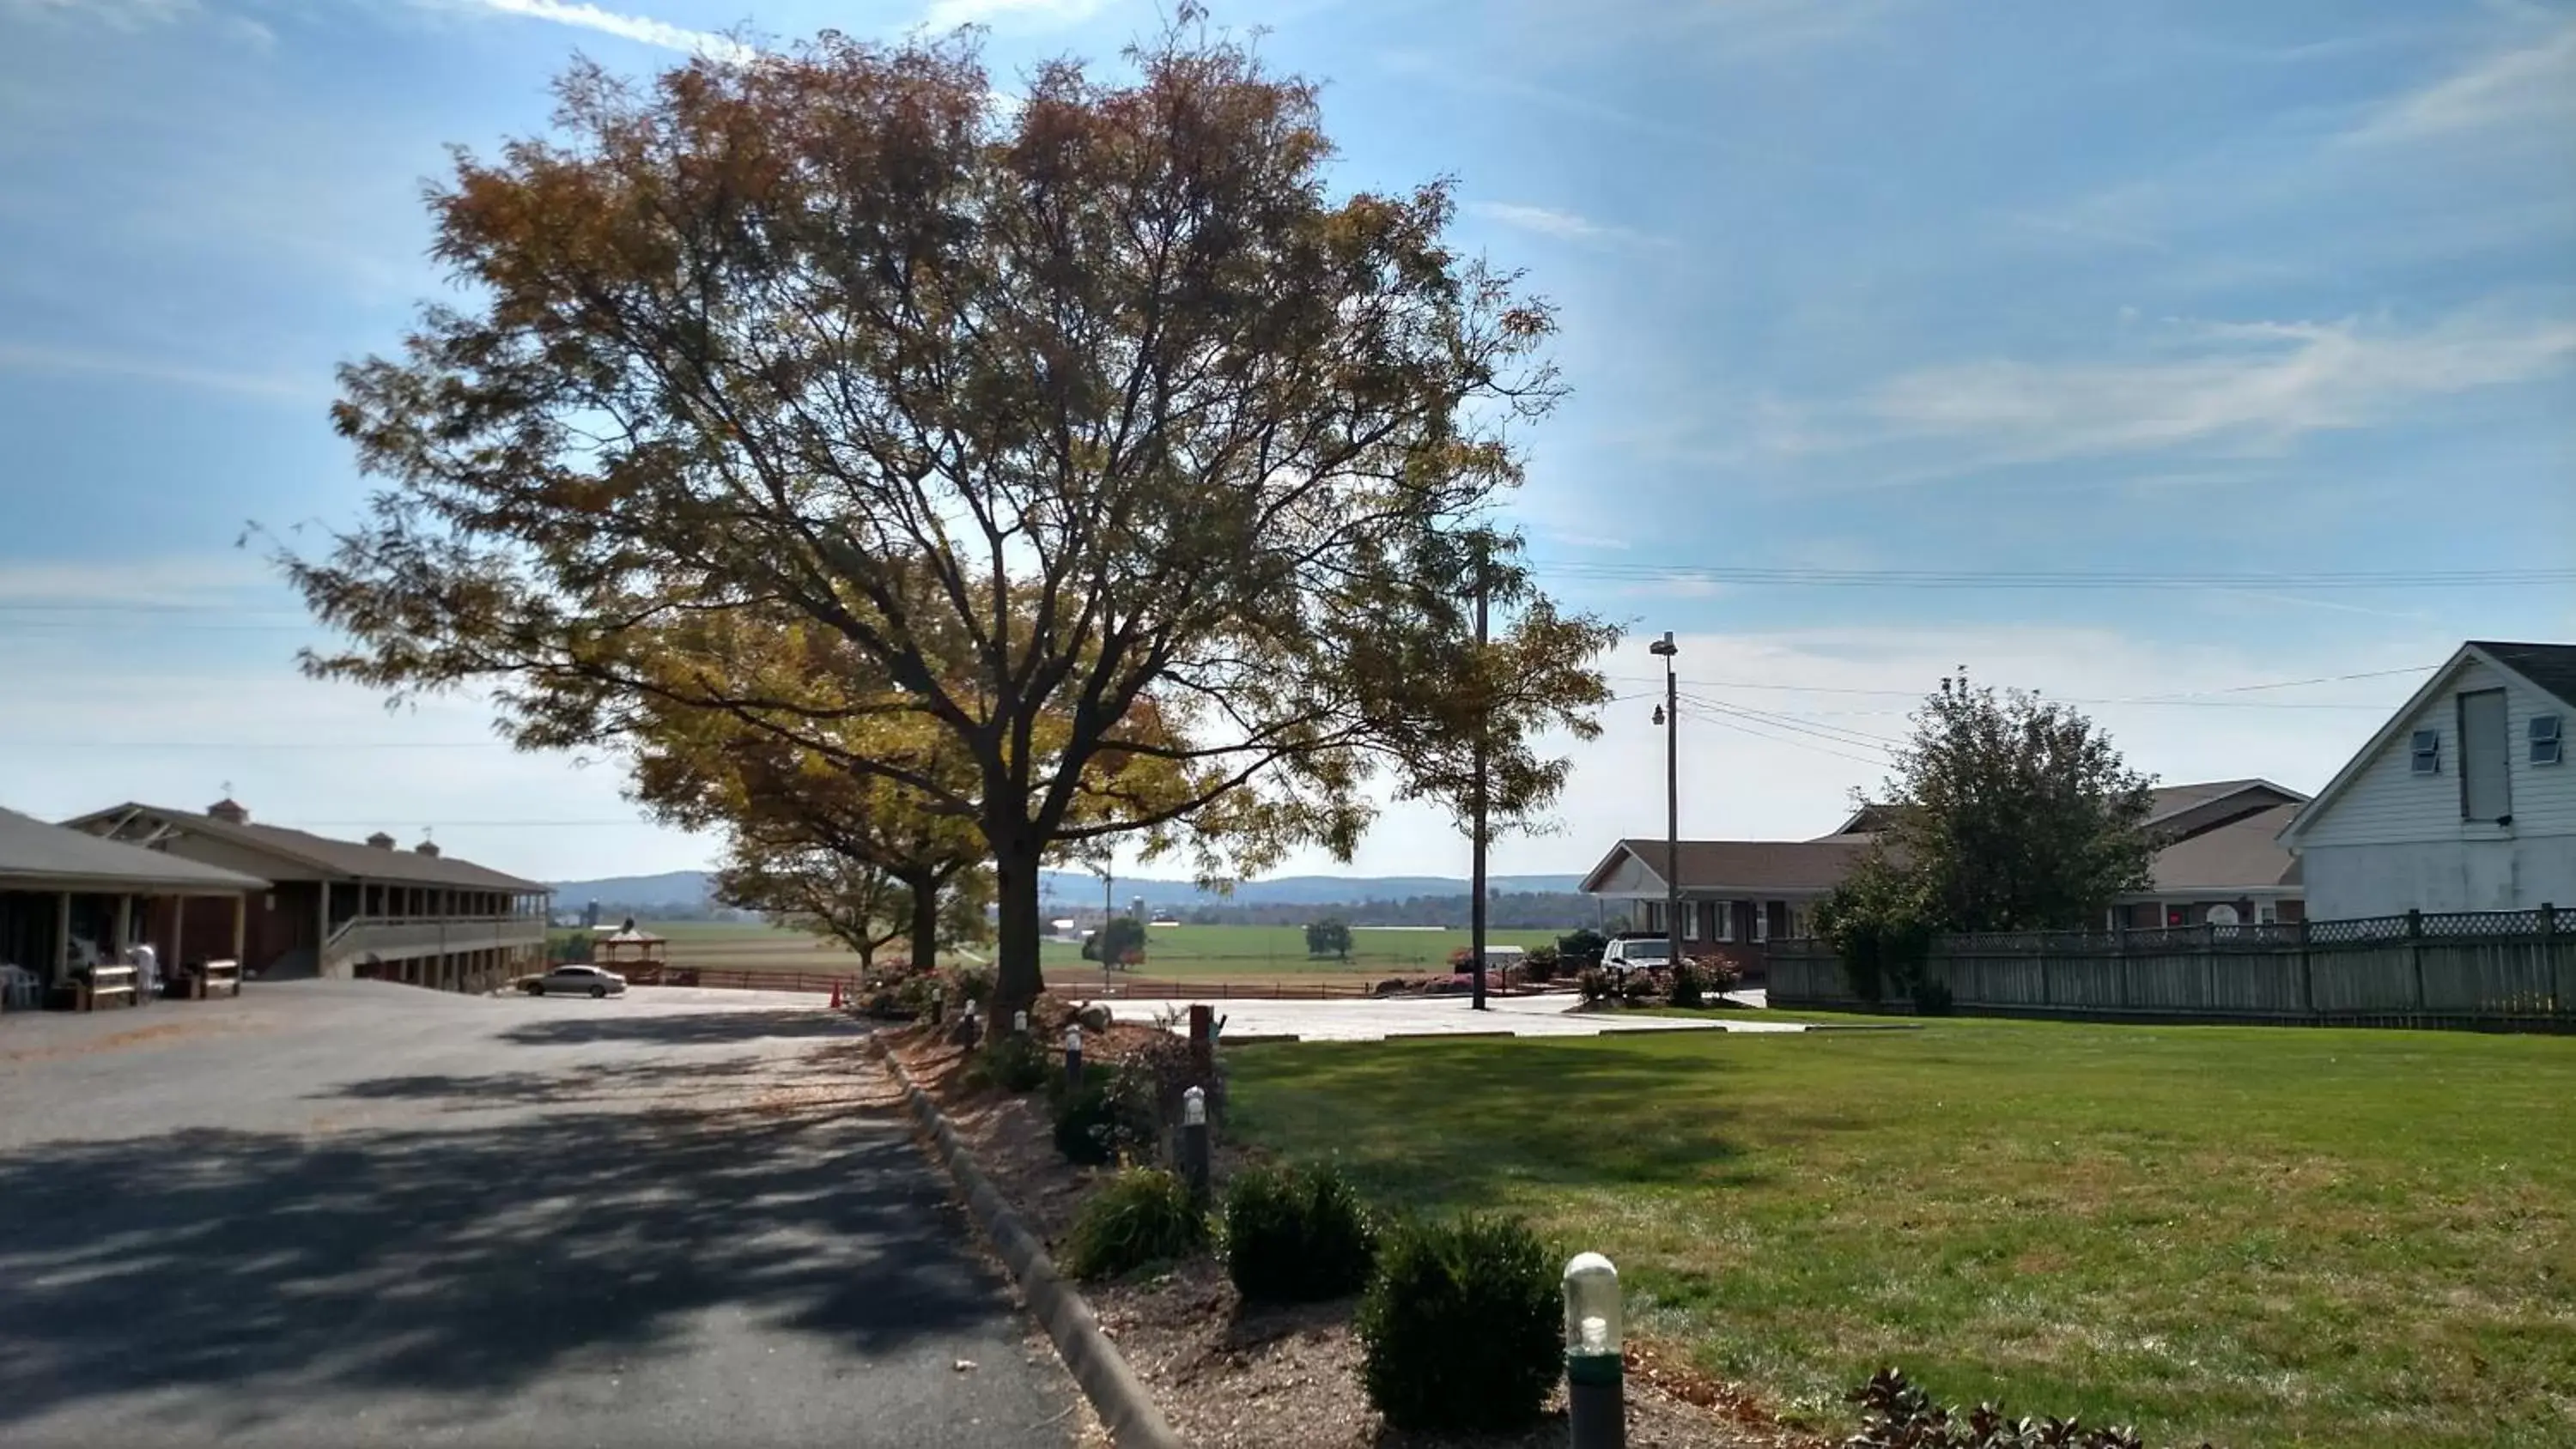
278,21,1613,1016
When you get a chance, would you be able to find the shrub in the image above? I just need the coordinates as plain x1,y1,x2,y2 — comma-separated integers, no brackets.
1557,927,1607,966
1576,967,1612,1004
1049,1061,1148,1165
1911,978,1956,1016
1701,955,1744,992
946,964,995,1009
1844,1367,2211,1449
1224,1161,1377,1304
1061,1167,1206,1281
1522,944,1562,984
1356,1215,1559,1433
968,1031,1049,1093
1620,968,1662,1003
1668,961,1705,1009
893,973,939,1018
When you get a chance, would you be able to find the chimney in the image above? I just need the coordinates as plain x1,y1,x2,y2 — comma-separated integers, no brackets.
367,832,397,850
414,840,441,858
207,798,248,825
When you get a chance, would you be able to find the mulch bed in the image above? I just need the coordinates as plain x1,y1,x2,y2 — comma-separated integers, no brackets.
882,1003,1818,1449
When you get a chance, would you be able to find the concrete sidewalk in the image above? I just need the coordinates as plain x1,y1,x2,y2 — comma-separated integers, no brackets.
1103,991,1814,1042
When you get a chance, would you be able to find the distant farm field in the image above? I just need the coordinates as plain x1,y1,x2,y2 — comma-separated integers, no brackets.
623,919,1564,981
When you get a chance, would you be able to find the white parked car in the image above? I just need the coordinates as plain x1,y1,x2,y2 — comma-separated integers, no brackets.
523,965,628,998
1599,936,1671,971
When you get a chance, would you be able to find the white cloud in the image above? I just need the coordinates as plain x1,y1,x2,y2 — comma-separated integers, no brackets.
1864,307,2576,465
461,0,753,61
0,555,275,608
0,340,319,400
1,0,197,27
2350,17,2576,143
919,0,1109,31
1467,201,1670,249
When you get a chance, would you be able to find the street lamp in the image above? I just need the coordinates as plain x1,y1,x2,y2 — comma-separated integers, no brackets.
1649,632,1680,976
1563,1252,1625,1448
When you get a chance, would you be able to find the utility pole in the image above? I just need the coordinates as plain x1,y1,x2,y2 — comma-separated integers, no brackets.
1097,853,1115,991
1470,535,1491,1011
1650,631,1680,974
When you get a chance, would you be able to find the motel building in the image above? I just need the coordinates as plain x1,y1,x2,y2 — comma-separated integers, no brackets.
64,798,554,994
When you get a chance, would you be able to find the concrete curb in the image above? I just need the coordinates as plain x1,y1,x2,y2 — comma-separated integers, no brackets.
865,1034,1188,1449
1382,1028,1518,1041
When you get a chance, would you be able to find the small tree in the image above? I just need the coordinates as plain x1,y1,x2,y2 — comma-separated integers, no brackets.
1885,676,2155,932
1555,927,1607,964
1304,917,1353,961
1821,675,2154,999
1083,916,1149,967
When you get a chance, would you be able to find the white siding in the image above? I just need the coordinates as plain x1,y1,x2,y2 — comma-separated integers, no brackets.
2294,652,2576,916
1590,850,1665,899
2305,839,2576,917
2298,658,2576,847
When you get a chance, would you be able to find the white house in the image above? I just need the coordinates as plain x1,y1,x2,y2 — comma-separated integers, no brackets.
2278,641,2575,918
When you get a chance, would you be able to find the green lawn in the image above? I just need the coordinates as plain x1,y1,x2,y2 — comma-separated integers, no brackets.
1228,1019,2576,1447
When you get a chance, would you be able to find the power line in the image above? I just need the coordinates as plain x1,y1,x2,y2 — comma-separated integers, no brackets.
1531,561,2576,591
1671,702,1892,769
1607,662,2439,709
0,741,510,750
1676,691,1902,751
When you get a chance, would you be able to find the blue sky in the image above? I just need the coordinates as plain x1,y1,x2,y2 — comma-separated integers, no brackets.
2,0,2571,882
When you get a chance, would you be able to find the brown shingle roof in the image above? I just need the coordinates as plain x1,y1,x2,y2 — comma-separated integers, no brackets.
69,804,549,893
1603,837,1874,894
2148,803,2302,893
1,807,270,894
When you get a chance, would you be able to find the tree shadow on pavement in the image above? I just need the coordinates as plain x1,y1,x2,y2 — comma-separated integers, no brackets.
497,1009,862,1048
0,1092,1005,1436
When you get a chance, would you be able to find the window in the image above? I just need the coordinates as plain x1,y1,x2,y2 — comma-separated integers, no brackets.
2534,714,2566,767
1680,905,1698,941
2410,729,2441,775
2256,902,2279,925
1752,906,1769,943
2458,688,2512,822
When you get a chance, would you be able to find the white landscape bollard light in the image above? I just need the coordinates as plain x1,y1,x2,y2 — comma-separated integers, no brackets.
1014,1009,1030,1035
1064,1024,1084,1089
1180,1084,1211,1203
1562,1252,1625,1449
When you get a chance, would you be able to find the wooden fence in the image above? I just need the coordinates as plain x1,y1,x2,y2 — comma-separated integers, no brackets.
1769,906,2576,1029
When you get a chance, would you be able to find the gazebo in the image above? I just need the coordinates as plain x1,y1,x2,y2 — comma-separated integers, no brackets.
592,921,669,979
0,806,269,1007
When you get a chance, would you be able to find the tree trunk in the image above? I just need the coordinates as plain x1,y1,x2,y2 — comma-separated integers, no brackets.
904,871,940,975
992,839,1047,1016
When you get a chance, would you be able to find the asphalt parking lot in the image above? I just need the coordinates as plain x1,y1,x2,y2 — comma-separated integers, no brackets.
0,982,1081,1449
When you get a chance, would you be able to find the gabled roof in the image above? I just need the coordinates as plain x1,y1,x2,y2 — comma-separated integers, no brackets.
0,807,270,894
1581,836,1873,895
2467,641,2576,712
2144,779,2304,823
2281,641,2575,845
65,804,549,893
2148,803,2303,893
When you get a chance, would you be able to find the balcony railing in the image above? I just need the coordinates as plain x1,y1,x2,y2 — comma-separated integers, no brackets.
325,913,548,969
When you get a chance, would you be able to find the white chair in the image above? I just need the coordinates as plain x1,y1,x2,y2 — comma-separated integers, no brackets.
1,964,42,1011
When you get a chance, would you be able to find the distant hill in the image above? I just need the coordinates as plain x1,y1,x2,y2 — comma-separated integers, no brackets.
546,870,714,911
545,868,1588,913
